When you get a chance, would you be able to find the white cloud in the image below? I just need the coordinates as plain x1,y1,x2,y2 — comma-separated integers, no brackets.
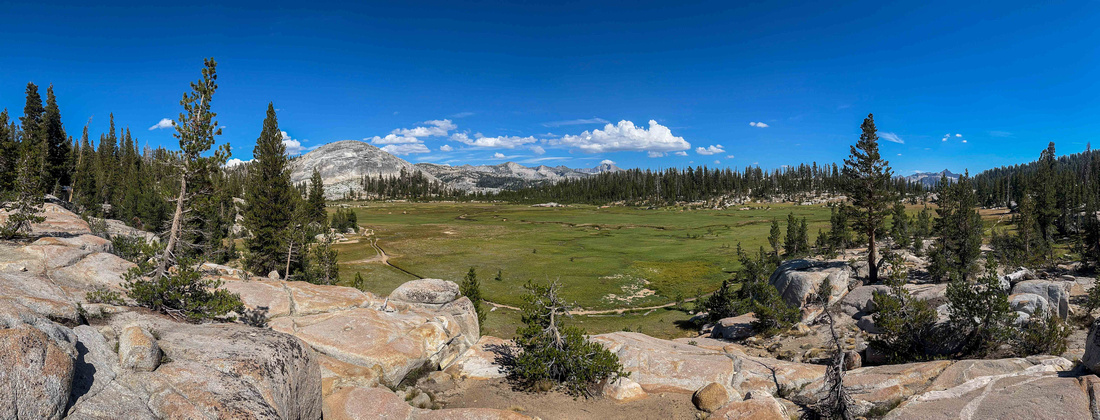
543,118,609,127
381,143,430,155
450,132,537,149
449,112,475,118
674,151,689,156
897,153,902,156
282,131,306,155
942,137,948,142
600,159,615,165
749,121,769,128
492,152,506,159
962,140,968,143
369,134,422,145
520,156,570,164
726,155,735,159
955,133,962,137
648,151,665,158
224,158,252,168
439,144,453,152
552,120,690,154
714,160,720,164
880,132,904,144
148,118,174,130
530,145,546,155
696,144,725,155
392,119,456,137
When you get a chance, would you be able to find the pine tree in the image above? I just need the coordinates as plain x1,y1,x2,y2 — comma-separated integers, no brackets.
768,219,782,261
1035,142,1058,242
153,58,230,280
1,137,45,238
0,110,16,195
42,85,70,191
797,218,809,254
842,114,895,283
890,202,910,249
72,126,98,210
784,212,799,257
929,172,984,281
307,168,327,227
352,271,365,290
460,267,487,333
243,104,294,275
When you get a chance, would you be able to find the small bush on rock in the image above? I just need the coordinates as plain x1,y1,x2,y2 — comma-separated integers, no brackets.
1017,313,1070,356
868,259,939,363
123,257,243,322
507,280,626,397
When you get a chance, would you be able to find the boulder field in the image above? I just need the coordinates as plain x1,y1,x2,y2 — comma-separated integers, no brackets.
3,204,1100,419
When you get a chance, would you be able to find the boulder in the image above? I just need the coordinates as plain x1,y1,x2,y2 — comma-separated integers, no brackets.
693,382,731,412
1008,293,1049,318
710,312,756,340
904,283,949,306
1002,267,1036,286
592,332,740,394
0,202,92,236
322,386,534,420
1082,318,1100,374
52,252,136,291
727,347,825,396
884,370,1088,419
601,377,648,402
32,234,112,252
390,278,461,305
268,270,281,280
1012,280,1070,319
839,285,890,317
795,360,954,416
118,325,161,372
709,391,789,420
0,300,77,420
444,335,511,380
844,350,862,370
856,315,881,334
769,259,853,310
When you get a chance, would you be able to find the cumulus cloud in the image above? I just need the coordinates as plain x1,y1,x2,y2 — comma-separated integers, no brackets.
696,145,725,155
749,122,769,128
714,160,720,164
955,133,962,137
392,119,456,137
880,132,904,144
962,140,968,143
674,151,689,156
530,145,546,155
439,144,453,152
492,152,506,159
381,143,430,155
542,118,609,127
224,158,252,168
369,134,422,145
551,120,690,154
148,118,174,130
648,151,665,158
451,132,538,149
282,131,306,155
600,159,615,165
726,155,735,159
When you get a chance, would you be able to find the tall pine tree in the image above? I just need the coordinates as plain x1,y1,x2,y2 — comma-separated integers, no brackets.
243,103,294,275
842,114,895,283
42,85,70,191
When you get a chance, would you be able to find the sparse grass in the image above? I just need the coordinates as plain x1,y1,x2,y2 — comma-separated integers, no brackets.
332,201,832,338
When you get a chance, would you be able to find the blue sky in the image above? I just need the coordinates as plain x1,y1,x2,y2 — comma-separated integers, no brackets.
1,1,1097,174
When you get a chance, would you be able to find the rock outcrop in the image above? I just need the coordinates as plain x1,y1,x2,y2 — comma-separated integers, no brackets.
1012,280,1070,319
0,300,77,420
769,259,852,319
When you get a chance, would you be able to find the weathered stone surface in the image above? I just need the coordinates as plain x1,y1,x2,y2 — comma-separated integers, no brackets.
923,358,1066,393
445,335,510,380
322,386,533,420
795,360,954,416
52,252,136,292
270,304,470,386
118,325,161,372
693,382,731,412
283,281,378,315
592,332,740,394
317,353,383,396
856,314,882,334
731,347,826,396
884,369,1088,420
601,377,648,402
769,259,852,309
105,312,323,420
67,325,158,419
1002,267,1036,285
390,278,460,305
1012,280,1070,319
709,391,789,420
904,283,949,305
32,234,112,253
0,300,77,420
711,312,756,340
1082,318,1100,374
0,203,92,236
1008,293,1050,318
839,285,890,317
220,279,294,318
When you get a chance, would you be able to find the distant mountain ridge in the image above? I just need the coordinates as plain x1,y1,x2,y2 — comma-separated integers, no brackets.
289,140,623,196
904,169,959,187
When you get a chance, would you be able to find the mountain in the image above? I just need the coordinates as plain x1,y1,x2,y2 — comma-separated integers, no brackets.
905,169,959,187
414,162,599,192
289,140,438,199
576,161,623,174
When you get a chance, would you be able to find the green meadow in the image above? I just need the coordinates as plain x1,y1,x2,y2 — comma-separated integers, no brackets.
332,201,835,338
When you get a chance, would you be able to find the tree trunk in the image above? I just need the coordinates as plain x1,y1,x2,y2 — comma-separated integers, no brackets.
285,240,294,279
155,175,186,280
868,228,878,283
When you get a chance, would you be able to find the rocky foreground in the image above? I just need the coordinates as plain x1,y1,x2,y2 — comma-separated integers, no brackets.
3,204,1100,419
